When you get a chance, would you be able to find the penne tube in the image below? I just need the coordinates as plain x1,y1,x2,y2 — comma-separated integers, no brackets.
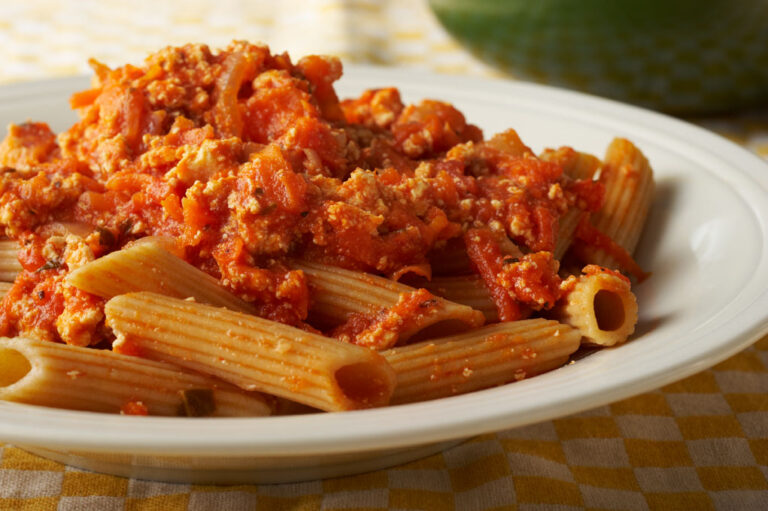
292,260,485,342
586,138,654,267
0,337,272,416
0,240,21,282
552,267,638,346
418,275,498,322
105,292,397,412
384,319,581,404
0,281,12,297
66,239,255,313
563,151,601,181
554,208,586,260
540,147,601,181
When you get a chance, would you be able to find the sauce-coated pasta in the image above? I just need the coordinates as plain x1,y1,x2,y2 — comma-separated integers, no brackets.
0,42,651,415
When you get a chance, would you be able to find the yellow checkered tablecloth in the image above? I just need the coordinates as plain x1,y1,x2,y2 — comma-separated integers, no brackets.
1,1,767,509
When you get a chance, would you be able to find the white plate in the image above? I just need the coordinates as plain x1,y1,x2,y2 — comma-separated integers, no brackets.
1,68,768,484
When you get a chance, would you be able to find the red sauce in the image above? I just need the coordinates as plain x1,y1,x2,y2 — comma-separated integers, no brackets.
113,337,144,357
0,42,637,345
120,400,149,416
573,218,648,281
498,251,561,310
332,288,442,349
0,268,65,342
464,228,525,321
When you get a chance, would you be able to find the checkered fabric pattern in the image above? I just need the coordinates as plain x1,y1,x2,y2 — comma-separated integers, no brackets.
1,1,768,509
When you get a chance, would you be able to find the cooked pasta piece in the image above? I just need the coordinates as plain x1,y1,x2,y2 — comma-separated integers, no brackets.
552,266,638,346
565,151,601,181
582,138,654,269
554,208,586,260
292,260,485,343
105,292,397,412
417,275,497,322
540,147,601,181
384,319,581,404
67,239,254,313
0,240,21,282
0,337,272,416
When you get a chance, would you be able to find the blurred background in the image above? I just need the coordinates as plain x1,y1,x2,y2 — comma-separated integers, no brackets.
0,0,493,81
1,0,767,159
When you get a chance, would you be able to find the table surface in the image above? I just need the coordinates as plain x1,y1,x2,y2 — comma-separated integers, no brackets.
1,1,767,509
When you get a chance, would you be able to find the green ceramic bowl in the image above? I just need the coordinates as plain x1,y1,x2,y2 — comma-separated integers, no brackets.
430,0,768,114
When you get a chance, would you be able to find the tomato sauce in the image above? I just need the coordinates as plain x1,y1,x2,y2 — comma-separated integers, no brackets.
573,218,648,282
0,42,626,346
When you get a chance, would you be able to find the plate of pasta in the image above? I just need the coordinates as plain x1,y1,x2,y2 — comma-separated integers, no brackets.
0,42,767,483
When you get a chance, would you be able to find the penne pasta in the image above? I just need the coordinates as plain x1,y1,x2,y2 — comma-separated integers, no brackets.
384,319,580,404
0,337,272,416
554,208,586,260
0,281,12,297
540,147,601,181
416,275,498,322
67,239,255,313
293,260,485,345
551,267,638,346
0,240,21,282
582,138,654,269
564,151,601,181
105,292,397,412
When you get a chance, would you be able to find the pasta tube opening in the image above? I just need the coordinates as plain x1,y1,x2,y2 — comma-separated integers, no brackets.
334,361,394,408
552,267,638,346
593,290,626,331
0,345,31,387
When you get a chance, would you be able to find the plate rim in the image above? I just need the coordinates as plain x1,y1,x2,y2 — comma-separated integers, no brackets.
1,67,767,456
